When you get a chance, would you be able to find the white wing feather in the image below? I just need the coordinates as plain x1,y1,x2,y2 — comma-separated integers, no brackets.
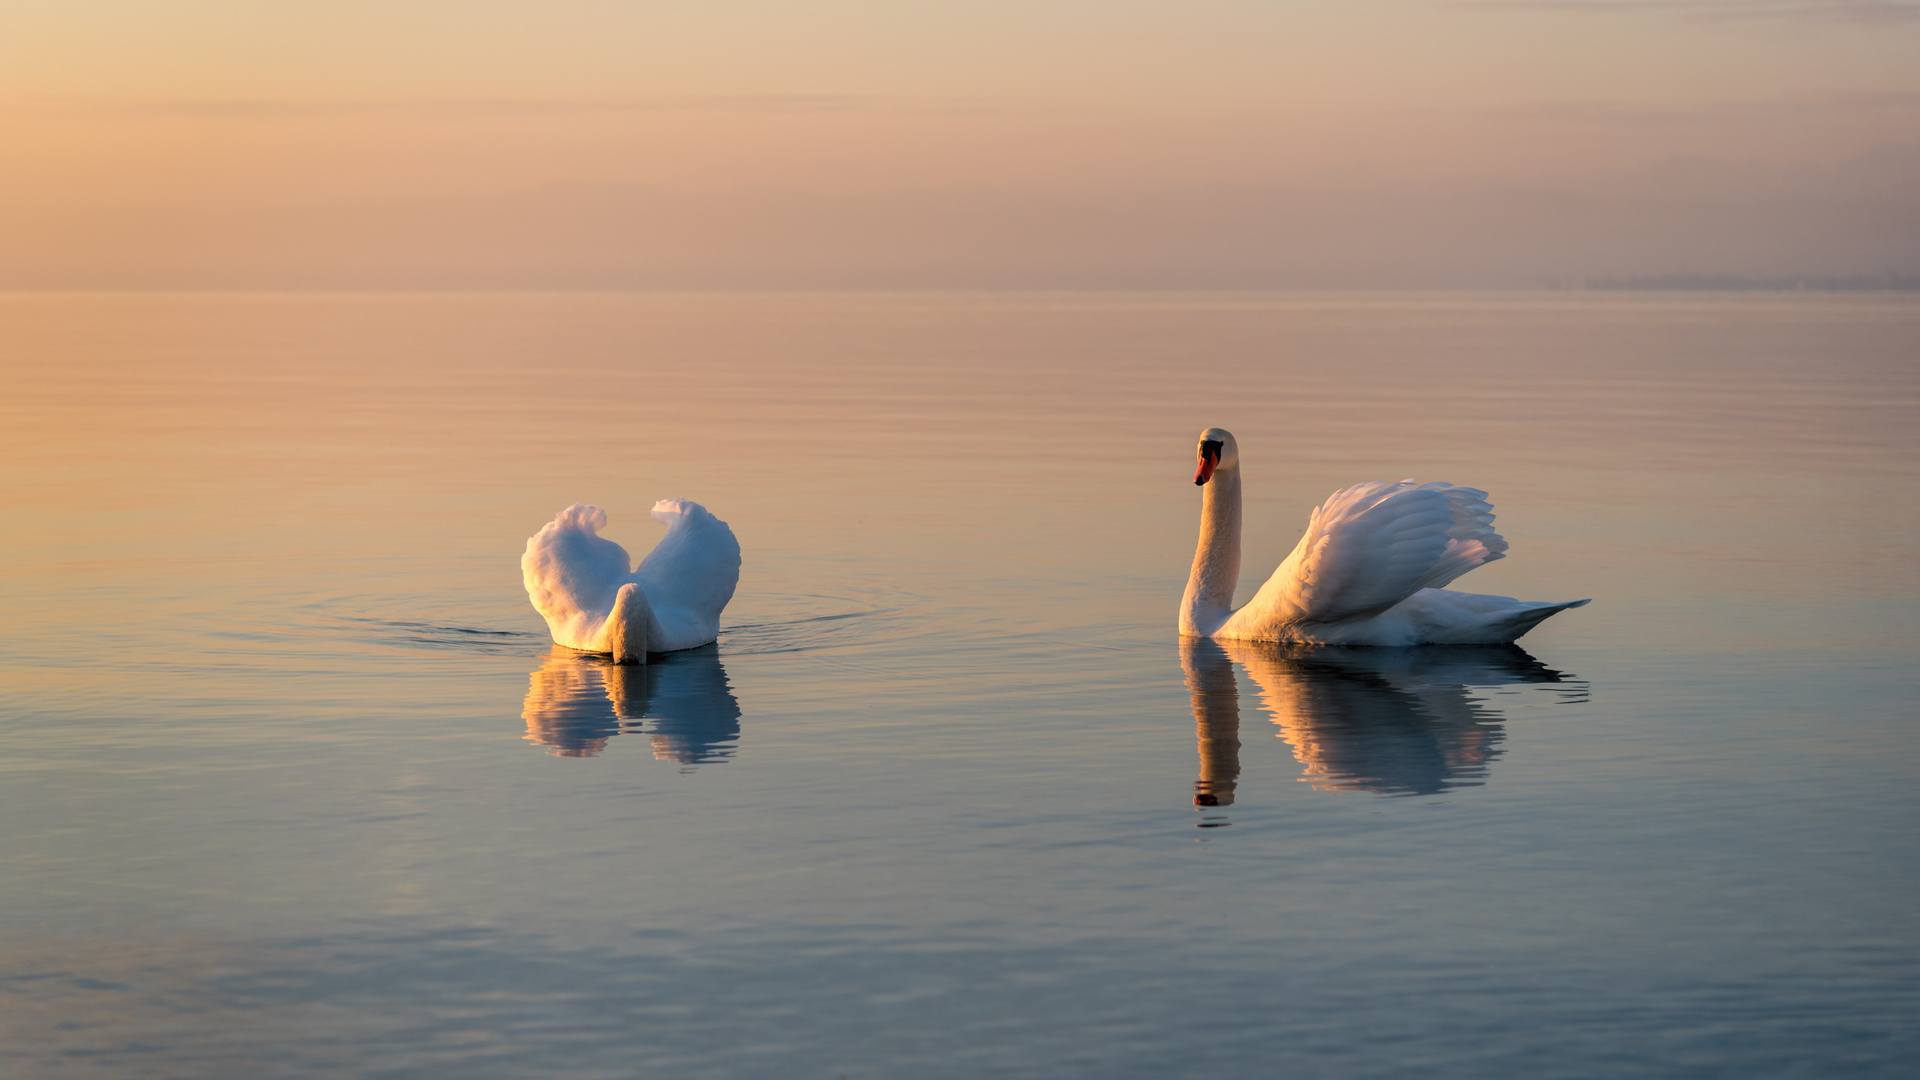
522,499,741,654
1258,481,1508,625
522,503,633,650
636,499,742,650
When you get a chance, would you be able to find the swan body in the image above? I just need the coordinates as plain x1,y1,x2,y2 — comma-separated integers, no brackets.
1182,428,1587,646
523,500,741,664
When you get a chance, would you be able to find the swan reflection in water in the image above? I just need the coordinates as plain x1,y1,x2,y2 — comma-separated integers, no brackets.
520,645,741,764
1182,639,1585,810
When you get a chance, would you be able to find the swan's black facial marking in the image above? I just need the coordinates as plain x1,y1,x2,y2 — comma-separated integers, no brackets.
1194,440,1223,486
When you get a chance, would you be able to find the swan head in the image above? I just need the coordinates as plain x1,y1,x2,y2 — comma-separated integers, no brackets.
1193,427,1239,485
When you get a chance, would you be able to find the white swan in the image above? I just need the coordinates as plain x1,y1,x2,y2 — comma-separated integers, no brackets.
523,500,741,664
1181,428,1587,645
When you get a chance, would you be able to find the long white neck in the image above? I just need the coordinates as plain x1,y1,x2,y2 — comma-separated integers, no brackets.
1181,463,1241,636
604,582,652,665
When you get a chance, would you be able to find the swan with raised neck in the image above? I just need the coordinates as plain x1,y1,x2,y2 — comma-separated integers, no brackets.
1180,427,1243,638
1181,427,1588,646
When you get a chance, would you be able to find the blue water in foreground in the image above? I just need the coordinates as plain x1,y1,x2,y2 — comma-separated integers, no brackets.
1,293,1915,1077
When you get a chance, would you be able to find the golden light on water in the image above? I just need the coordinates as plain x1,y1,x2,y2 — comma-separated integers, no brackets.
1,3,1916,1066
521,650,741,763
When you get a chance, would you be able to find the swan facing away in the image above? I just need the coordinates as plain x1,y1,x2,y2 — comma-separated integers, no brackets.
1182,428,1587,645
523,500,741,664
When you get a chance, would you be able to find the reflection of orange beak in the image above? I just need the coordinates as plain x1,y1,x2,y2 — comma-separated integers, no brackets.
1194,452,1218,486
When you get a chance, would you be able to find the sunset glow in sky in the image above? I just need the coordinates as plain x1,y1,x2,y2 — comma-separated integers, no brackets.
3,1,1916,287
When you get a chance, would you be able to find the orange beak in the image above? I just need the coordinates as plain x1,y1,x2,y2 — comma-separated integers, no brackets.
1194,449,1218,486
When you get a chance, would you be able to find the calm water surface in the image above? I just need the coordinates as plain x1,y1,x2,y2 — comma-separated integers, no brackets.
1,293,1915,1077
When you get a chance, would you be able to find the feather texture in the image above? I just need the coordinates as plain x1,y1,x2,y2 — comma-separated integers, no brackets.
524,499,740,660
1184,429,1584,645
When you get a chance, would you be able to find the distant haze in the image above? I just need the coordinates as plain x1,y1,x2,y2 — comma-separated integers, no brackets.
3,1,1916,289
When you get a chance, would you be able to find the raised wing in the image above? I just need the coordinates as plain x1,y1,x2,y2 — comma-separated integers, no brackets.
634,499,742,649
522,503,633,649
1254,480,1508,624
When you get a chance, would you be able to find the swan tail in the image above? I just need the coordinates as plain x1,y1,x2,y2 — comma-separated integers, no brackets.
1482,598,1591,642
1395,590,1591,644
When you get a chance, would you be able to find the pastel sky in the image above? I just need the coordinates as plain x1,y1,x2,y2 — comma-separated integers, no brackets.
2,1,1916,287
